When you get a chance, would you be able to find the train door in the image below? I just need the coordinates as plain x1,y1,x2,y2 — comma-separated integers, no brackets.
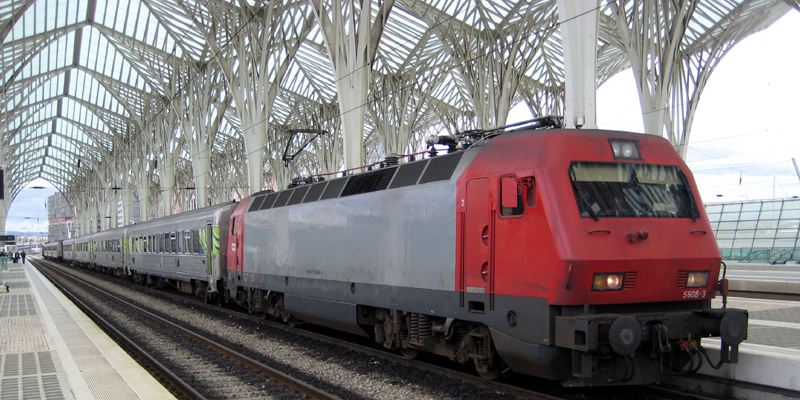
463,178,493,297
204,224,213,277
227,202,247,278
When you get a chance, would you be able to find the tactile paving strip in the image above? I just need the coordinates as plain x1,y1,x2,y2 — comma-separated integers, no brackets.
1,273,25,280
745,325,800,350
750,306,800,323
27,268,141,400
0,352,64,400
0,295,37,317
2,283,29,289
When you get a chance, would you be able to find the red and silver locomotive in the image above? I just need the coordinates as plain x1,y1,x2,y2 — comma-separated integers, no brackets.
56,118,747,385
225,118,748,386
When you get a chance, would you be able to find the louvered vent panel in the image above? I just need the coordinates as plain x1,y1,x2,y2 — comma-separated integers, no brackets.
676,270,688,287
272,189,294,208
624,272,637,290
260,192,280,210
287,186,309,205
248,195,266,212
341,167,398,197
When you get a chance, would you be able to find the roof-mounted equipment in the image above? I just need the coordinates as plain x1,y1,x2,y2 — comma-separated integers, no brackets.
456,115,562,149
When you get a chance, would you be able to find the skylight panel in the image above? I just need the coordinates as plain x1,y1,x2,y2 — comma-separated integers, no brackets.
4,72,64,112
49,146,75,164
144,14,158,45
61,97,110,134
56,119,95,147
14,31,73,79
78,26,151,93
7,103,47,133
69,69,129,118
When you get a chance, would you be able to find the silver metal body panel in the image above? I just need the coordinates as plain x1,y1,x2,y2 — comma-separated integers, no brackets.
244,180,457,291
125,202,236,284
64,227,126,267
43,242,62,258
62,203,235,288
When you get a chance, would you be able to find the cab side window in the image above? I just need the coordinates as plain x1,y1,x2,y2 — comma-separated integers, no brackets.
500,176,536,217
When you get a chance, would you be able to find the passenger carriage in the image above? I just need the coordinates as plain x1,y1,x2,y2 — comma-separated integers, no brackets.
124,202,236,299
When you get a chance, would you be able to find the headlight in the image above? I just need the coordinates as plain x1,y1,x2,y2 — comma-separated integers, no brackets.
686,271,709,288
593,273,624,291
609,140,641,159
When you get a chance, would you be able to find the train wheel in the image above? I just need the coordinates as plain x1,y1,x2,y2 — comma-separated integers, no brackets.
400,348,419,360
476,363,502,380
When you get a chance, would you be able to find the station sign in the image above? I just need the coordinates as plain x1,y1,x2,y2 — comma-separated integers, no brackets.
1,235,15,244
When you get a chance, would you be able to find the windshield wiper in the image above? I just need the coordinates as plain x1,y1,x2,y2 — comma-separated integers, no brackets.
585,204,600,222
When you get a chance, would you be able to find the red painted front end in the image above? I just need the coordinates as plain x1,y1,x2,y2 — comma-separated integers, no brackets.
456,129,720,306
227,198,251,276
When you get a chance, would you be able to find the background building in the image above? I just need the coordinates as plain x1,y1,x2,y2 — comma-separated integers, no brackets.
706,198,800,263
47,193,74,241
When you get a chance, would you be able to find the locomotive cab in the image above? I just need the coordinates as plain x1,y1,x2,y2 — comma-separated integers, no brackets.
458,129,748,385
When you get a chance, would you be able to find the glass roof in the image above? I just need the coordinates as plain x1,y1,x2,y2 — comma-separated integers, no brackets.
0,0,789,199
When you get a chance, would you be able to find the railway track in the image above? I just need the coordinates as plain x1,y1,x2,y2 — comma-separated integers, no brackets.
33,257,763,400
33,258,343,400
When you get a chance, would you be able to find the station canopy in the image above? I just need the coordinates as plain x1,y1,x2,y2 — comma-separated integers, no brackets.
0,0,790,198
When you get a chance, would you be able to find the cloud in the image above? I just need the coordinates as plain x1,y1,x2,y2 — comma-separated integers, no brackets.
5,179,56,234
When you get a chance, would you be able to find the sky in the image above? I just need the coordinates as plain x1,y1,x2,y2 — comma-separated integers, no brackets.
595,11,800,204
4,10,799,234
5,179,55,234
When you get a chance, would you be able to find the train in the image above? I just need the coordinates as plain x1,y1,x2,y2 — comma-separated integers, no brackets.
44,120,748,386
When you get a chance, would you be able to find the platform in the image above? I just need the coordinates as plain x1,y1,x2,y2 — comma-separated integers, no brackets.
0,258,174,400
685,295,800,395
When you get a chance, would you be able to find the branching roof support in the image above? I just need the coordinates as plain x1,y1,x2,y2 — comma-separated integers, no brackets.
558,0,599,129
312,0,396,171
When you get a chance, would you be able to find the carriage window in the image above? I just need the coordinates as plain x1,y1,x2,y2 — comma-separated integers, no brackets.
192,230,203,255
169,232,180,253
184,231,192,254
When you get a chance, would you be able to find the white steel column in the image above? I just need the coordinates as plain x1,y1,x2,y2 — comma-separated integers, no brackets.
208,5,311,194
313,0,395,171
138,170,151,222
121,184,133,226
159,154,177,217
0,196,7,235
558,0,600,129
0,162,8,234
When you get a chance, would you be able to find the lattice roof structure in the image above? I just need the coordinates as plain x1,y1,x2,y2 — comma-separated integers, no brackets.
0,0,793,212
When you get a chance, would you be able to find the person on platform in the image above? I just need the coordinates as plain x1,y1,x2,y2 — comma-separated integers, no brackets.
21,250,26,264
13,251,19,263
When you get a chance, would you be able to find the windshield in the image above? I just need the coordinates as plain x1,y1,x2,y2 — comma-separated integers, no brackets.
569,162,698,219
